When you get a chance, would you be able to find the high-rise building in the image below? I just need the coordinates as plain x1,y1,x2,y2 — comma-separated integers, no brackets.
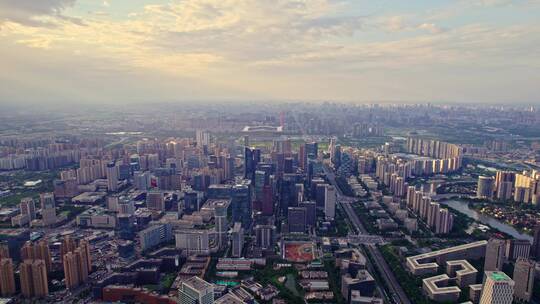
63,252,80,290
288,207,306,233
0,258,15,296
324,185,336,220
485,238,506,271
40,192,57,226
175,229,211,255
209,199,230,249
20,197,36,221
299,201,316,227
0,243,9,260
255,225,276,250
231,181,252,230
146,190,165,211
505,239,531,261
479,271,514,304
261,185,273,216
106,162,119,192
231,222,244,258
513,257,535,302
532,226,540,260
62,239,92,290
196,130,210,148
139,223,173,251
20,260,49,298
179,276,214,304
477,176,495,199
495,171,515,201
21,241,52,273
435,208,453,234
244,147,260,180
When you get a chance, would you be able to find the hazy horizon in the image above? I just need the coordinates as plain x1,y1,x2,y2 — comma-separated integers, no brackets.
1,0,540,105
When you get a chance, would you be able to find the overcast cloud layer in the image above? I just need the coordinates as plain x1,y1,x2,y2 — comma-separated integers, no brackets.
0,0,539,104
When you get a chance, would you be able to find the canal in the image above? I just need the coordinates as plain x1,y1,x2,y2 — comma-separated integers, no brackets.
439,199,533,242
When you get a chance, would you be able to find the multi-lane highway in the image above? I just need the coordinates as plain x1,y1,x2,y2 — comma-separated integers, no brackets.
323,163,411,304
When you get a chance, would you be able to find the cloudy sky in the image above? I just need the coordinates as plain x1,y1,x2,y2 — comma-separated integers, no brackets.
0,0,539,104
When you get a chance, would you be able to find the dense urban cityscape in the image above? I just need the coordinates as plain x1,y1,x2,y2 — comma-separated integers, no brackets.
0,103,538,304
2,0,540,303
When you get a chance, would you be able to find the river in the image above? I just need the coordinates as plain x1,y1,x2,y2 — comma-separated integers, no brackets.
439,199,533,242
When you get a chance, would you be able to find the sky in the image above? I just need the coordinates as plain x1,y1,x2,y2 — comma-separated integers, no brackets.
0,0,539,105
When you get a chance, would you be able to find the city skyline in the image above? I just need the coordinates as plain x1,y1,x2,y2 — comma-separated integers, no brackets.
1,0,540,104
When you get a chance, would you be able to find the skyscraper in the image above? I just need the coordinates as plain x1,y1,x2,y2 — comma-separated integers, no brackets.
479,271,514,304
513,257,535,302
0,258,15,296
485,238,506,271
179,276,214,304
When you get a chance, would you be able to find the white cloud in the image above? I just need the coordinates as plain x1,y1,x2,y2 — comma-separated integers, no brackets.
0,0,539,103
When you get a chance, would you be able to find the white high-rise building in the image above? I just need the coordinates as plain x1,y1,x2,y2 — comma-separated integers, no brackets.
324,185,336,220
479,271,514,304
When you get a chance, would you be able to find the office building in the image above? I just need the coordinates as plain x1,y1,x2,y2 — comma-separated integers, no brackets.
139,223,173,251
20,259,49,298
255,225,276,250
231,222,244,258
288,207,306,233
207,199,230,249
231,182,252,229
0,258,15,296
479,271,514,304
342,270,376,303
485,238,506,271
179,276,214,304
324,185,336,220
299,201,316,227
175,229,210,255
513,257,535,302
